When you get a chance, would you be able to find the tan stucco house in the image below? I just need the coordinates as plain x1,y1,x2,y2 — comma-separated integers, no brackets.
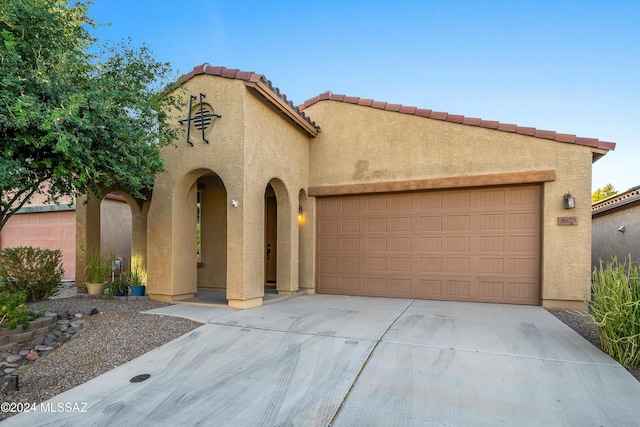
75,64,615,310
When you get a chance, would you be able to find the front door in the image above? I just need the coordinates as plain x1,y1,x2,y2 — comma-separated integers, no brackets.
265,190,277,287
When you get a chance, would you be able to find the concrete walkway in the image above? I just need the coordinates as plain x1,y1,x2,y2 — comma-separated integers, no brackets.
4,295,640,426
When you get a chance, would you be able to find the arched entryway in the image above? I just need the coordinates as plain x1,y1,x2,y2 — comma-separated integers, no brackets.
263,178,298,295
196,173,228,292
264,183,277,289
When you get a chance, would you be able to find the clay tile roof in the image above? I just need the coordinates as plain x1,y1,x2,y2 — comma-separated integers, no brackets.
180,64,319,133
300,92,616,153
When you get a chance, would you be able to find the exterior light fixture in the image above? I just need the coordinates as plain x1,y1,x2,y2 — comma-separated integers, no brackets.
563,192,575,209
231,200,238,208
298,205,304,221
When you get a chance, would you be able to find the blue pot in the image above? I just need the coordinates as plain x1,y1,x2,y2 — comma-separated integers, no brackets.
130,286,145,296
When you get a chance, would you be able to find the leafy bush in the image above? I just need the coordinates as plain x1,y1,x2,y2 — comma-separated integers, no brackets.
0,247,64,302
591,255,640,366
0,291,43,330
104,280,129,298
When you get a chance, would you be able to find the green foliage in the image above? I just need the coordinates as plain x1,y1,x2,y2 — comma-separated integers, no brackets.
0,291,43,330
125,259,146,287
82,246,114,284
104,280,129,298
0,247,64,302
592,183,617,204
0,0,183,231
591,255,640,366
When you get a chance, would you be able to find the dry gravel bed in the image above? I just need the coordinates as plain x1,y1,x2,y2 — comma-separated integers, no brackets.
1,296,638,422
0,297,200,422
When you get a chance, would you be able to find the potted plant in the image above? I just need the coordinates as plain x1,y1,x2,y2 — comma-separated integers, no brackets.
127,260,146,296
83,246,114,295
105,280,129,298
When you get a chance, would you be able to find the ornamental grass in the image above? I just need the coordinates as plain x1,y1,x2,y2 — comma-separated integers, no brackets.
591,255,640,367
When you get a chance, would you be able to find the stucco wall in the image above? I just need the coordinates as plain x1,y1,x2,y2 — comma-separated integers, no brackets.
147,76,247,301
146,75,312,306
243,89,311,298
592,202,640,269
303,100,595,309
100,196,132,275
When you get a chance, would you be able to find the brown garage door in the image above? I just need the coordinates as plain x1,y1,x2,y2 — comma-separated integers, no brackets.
0,210,76,279
316,185,541,305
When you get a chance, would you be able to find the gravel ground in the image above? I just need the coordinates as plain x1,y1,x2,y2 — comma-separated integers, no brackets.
0,296,200,421
550,310,640,382
1,292,638,421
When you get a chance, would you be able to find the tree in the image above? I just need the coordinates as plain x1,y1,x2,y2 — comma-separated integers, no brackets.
0,0,182,231
592,183,618,204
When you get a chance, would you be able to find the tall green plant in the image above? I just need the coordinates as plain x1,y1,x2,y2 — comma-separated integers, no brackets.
126,258,146,287
591,255,640,366
82,246,114,284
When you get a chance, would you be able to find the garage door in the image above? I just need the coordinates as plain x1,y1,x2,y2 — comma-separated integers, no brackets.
0,211,76,279
316,185,541,305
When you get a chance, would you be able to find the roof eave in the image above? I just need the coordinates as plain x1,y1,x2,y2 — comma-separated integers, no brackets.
244,80,319,137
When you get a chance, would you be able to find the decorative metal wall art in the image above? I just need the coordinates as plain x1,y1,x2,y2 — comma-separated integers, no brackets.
178,93,222,146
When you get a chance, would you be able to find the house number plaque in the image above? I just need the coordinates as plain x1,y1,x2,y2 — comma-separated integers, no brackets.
557,216,578,226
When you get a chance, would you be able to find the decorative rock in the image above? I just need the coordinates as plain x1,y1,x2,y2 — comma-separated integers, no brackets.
35,345,49,351
21,343,35,350
44,337,58,347
70,320,85,328
74,313,84,318
1,363,18,368
6,355,21,363
59,325,68,332
4,368,16,374
57,319,70,325
26,352,39,361
18,349,30,356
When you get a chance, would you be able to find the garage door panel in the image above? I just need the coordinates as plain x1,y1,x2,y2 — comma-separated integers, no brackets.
367,237,387,251
316,185,541,305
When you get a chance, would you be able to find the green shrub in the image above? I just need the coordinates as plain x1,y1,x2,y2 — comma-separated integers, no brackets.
0,246,64,302
0,291,43,329
591,255,640,367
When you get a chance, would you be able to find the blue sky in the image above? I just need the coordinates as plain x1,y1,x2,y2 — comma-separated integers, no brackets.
89,0,639,193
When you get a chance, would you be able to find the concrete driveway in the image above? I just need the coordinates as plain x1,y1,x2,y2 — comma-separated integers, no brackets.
5,295,640,426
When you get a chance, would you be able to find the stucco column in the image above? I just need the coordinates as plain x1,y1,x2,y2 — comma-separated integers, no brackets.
75,192,101,292
129,202,149,277
226,197,262,309
276,202,299,295
298,195,315,293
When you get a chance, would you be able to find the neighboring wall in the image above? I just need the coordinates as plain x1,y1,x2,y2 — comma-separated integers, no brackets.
0,208,76,279
592,189,640,269
1,194,132,281
304,100,596,309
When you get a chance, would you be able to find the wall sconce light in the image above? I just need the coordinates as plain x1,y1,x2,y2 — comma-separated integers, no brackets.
563,192,575,209
298,205,304,221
